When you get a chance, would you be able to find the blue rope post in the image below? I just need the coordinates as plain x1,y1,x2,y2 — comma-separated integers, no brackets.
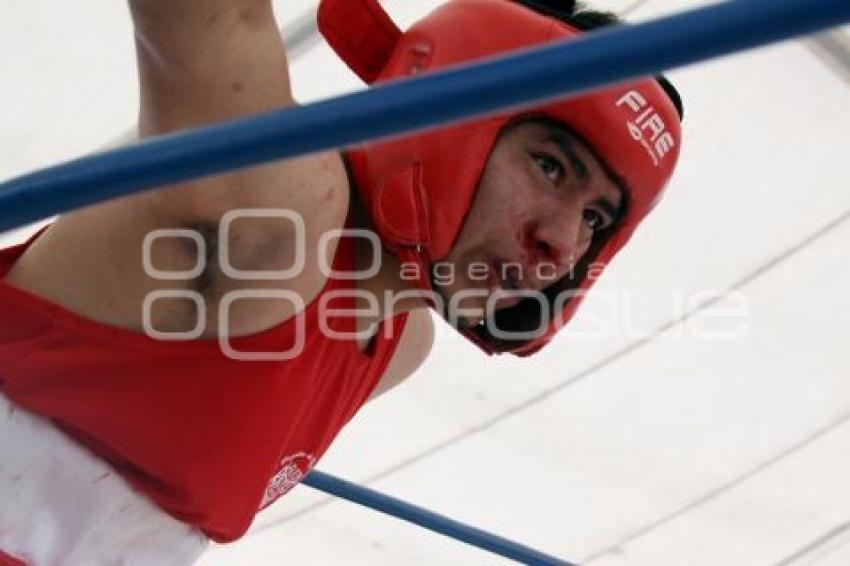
1,0,849,232
303,470,574,565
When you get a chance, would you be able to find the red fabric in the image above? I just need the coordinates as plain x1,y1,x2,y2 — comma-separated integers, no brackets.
0,227,408,543
317,0,401,84
0,550,26,566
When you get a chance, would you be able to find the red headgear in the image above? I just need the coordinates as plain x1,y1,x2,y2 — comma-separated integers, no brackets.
318,0,682,355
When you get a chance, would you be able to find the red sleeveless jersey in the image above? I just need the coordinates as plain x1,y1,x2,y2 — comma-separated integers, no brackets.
0,226,408,542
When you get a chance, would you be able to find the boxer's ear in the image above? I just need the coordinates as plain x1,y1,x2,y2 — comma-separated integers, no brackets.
318,0,402,84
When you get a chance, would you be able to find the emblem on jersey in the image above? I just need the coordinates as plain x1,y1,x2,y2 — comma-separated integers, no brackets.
260,451,316,509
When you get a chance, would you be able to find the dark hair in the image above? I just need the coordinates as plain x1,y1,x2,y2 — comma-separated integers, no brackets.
514,0,684,119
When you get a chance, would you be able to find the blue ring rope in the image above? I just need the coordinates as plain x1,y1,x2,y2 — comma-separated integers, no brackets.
303,470,573,565
1,0,849,232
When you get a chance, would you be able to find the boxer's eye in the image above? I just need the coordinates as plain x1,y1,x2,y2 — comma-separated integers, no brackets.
582,207,613,231
533,154,564,185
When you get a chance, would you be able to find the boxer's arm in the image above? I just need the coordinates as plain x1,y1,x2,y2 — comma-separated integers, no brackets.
131,0,293,133
128,0,347,225
5,2,348,337
369,309,435,401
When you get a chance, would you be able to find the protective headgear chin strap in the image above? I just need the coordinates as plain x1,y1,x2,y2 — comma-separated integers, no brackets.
318,0,682,356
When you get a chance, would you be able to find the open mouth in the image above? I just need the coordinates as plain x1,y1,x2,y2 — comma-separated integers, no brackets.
488,258,525,309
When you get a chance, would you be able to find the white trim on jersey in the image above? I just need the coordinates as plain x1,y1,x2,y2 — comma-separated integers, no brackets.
0,392,209,565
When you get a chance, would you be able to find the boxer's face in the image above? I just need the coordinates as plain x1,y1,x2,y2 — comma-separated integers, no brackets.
436,119,624,327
